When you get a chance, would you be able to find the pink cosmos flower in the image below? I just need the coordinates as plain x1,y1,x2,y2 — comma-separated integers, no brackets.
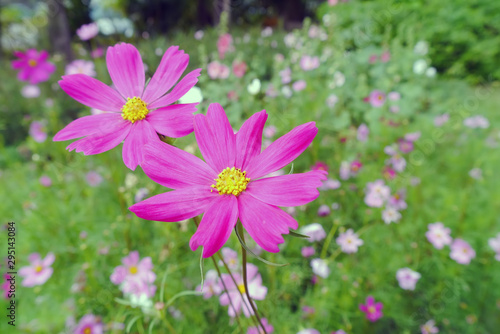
389,154,406,172
207,61,230,79
311,258,330,278
469,168,482,180
247,317,274,334
134,187,149,203
220,247,239,270
450,239,476,265
65,59,96,77
396,268,421,290
350,160,362,175
12,49,56,84
488,233,500,261
383,166,396,180
21,85,41,98
336,229,363,253
197,269,221,299
76,22,99,41
300,55,320,71
29,121,47,142
388,92,400,101
110,251,156,297
74,314,103,334
2,274,12,299
54,43,201,170
39,175,52,187
357,124,369,142
130,104,326,258
293,80,307,91
263,125,277,138
91,47,104,59
364,180,390,208
217,33,233,59
381,51,391,62
368,90,386,108
434,114,449,127
421,320,439,334
319,178,341,190
279,67,292,84
219,263,267,317
388,191,407,210
19,252,55,287
382,206,402,224
317,204,330,217
232,60,248,78
311,161,329,172
368,54,378,63
398,139,414,153
332,331,347,334
301,223,327,242
301,246,315,257
359,296,383,322
426,222,452,249
86,171,103,187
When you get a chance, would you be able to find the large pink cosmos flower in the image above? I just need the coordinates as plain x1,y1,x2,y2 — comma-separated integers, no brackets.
130,104,326,258
11,49,56,84
19,252,55,287
54,43,201,170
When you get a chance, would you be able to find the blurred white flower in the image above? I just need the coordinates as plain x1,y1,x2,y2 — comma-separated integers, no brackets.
179,86,203,104
247,79,261,95
413,59,428,74
426,67,437,77
414,41,429,55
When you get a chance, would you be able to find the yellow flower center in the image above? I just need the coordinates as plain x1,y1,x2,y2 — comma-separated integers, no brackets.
237,283,246,294
368,306,375,313
28,59,37,67
84,327,92,334
35,265,43,273
129,266,138,274
121,97,149,123
211,167,250,196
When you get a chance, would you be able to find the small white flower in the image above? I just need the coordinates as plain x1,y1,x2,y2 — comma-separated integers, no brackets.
179,86,203,104
414,41,429,55
413,59,428,74
311,258,330,278
247,78,261,95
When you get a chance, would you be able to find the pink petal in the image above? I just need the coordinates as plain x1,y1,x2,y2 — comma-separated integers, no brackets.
142,46,189,103
66,119,131,155
245,263,259,282
235,110,268,170
247,170,327,207
238,193,297,252
59,74,125,111
19,267,35,277
28,253,41,263
129,186,218,222
11,59,25,69
194,103,236,172
106,43,145,98
110,266,127,284
146,103,197,138
54,113,122,141
42,252,55,267
189,195,239,258
138,257,153,271
245,122,318,179
141,141,216,189
122,120,159,170
123,251,139,266
148,68,202,109
34,268,53,285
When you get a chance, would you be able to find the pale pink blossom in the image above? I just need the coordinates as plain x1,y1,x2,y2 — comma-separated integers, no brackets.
232,60,248,78
364,180,390,208
247,318,274,334
19,252,55,287
279,67,292,84
317,204,330,217
301,223,326,242
110,251,156,297
336,229,363,253
450,239,476,265
74,314,103,334
382,206,402,224
220,247,239,270
357,124,369,142
86,171,103,187
421,320,439,334
300,55,320,71
396,268,421,290
301,246,315,258
488,233,500,261
368,90,386,107
426,222,452,249
292,80,307,91
76,23,99,41
434,114,449,127
197,269,221,299
65,59,96,77
311,258,330,278
21,85,40,98
207,61,230,79
319,178,341,190
217,33,233,59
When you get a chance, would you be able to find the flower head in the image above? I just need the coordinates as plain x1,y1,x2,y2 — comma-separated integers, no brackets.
130,104,326,257
396,268,421,290
247,318,274,334
12,49,56,84
76,22,99,41
421,320,439,334
217,33,233,59
488,233,500,261
368,90,386,108
426,222,452,249
65,59,96,77
54,43,201,170
359,296,383,322
29,121,47,142
110,251,156,297
357,124,369,142
450,239,476,265
19,252,55,287
336,229,364,253
311,258,330,278
74,314,103,334
301,223,327,242
197,269,221,299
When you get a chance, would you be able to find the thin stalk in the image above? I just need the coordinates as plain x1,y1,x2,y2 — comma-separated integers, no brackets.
236,223,267,334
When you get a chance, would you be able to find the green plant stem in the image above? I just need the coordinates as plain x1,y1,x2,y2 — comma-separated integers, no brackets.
320,221,339,259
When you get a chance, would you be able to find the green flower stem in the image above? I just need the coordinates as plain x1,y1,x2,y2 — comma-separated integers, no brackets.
236,222,268,334
320,221,339,259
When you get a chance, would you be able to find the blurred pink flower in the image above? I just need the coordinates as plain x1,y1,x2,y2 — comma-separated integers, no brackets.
368,90,386,108
317,204,331,217
396,268,421,290
110,251,156,297
336,229,363,253
39,175,52,187
220,247,239,270
311,258,330,278
364,180,390,207
76,22,99,41
369,54,378,63
301,246,315,258
404,132,421,142
311,161,329,172
263,125,277,138
86,171,103,187
319,178,341,190
91,47,104,59
54,43,201,171
217,33,233,59
381,51,391,62
350,160,362,175
65,59,96,77
219,263,267,317
74,314,103,334
21,85,41,98
434,114,449,127
359,296,383,322
488,233,500,261
388,92,400,101
450,239,476,265
292,80,307,91
12,49,56,84
382,206,402,224
207,61,230,79
29,121,47,142
197,269,221,299
232,60,248,78
134,187,149,203
339,161,350,180
247,318,274,334
426,222,452,249
357,123,369,142
398,139,414,153
301,223,326,242
421,320,439,334
464,115,489,129
19,252,55,287
388,191,407,210
300,55,320,71
279,67,292,84
383,166,396,180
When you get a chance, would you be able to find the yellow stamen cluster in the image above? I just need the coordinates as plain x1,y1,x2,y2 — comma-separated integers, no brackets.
237,283,246,294
121,97,149,123
84,327,92,334
129,266,138,274
28,59,37,67
211,167,250,196
35,265,43,273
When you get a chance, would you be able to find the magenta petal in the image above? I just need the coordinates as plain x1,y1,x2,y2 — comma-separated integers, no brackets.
189,195,239,258
238,193,297,252
59,74,125,111
66,119,131,155
245,122,318,179
141,141,216,189
142,46,189,103
54,113,122,141
235,110,268,170
148,68,202,109
129,186,218,222
146,103,197,138
106,43,145,98
122,120,159,171
194,103,236,172
247,170,327,207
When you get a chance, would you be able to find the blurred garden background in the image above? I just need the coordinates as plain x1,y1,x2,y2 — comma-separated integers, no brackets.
1,0,500,333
